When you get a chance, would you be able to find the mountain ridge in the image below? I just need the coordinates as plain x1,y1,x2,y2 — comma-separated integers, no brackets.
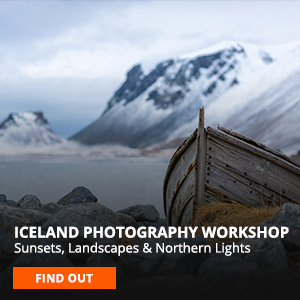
72,41,277,148
0,111,65,146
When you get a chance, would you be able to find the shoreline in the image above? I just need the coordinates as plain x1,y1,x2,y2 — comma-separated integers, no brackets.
1,186,300,297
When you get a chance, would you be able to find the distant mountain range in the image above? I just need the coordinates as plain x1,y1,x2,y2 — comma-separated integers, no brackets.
0,112,64,146
70,41,300,155
0,111,141,157
1,41,300,155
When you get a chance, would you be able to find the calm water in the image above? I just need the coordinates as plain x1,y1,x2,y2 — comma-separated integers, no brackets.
0,157,169,217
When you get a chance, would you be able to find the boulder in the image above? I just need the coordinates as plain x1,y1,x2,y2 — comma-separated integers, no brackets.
0,194,7,202
4,200,18,207
118,275,200,298
115,212,137,227
0,206,49,235
2,252,73,283
197,253,259,284
156,218,168,227
41,202,62,214
137,221,162,228
118,236,209,277
42,203,122,250
0,232,17,270
18,194,41,209
85,253,129,284
243,237,288,273
261,203,300,248
85,253,118,267
118,204,159,222
57,186,97,206
155,236,209,276
0,270,13,297
117,251,164,278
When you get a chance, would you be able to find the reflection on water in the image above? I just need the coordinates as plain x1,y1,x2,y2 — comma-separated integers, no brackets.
0,157,169,216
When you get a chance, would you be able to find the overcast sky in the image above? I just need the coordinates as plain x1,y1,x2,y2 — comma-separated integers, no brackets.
1,0,300,137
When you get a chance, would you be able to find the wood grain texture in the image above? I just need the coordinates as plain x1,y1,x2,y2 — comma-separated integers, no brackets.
194,107,207,207
163,130,197,217
169,170,195,225
163,121,300,226
206,128,300,204
165,139,197,223
178,197,194,227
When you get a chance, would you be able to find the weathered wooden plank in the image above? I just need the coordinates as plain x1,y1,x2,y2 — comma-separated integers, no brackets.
209,158,295,205
207,127,300,175
163,129,197,214
178,197,193,226
205,186,229,204
218,126,299,167
169,170,195,225
207,134,300,203
194,107,207,207
206,161,292,206
208,137,300,197
165,139,197,219
164,116,300,227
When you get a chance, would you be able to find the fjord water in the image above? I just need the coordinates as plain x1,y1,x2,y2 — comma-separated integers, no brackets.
0,157,169,216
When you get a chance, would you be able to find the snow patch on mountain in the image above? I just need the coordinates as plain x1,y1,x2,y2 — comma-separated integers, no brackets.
72,41,274,148
0,112,149,157
0,112,65,146
164,43,300,155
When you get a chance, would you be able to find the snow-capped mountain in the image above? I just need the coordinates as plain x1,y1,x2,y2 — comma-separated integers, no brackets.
0,112,65,145
71,41,300,155
0,111,144,157
167,43,300,155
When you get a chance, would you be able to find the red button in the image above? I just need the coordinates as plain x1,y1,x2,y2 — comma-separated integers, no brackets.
13,267,116,289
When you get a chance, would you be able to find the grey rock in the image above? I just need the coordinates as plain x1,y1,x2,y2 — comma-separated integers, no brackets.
41,202,62,214
290,260,300,272
18,194,41,209
42,203,122,252
12,252,73,268
137,221,161,228
118,275,200,297
57,186,97,206
118,204,159,222
0,194,7,202
4,252,73,282
156,218,168,227
131,235,171,247
85,253,118,267
261,203,300,248
85,253,129,284
0,270,13,295
0,206,49,234
0,199,18,207
2,252,74,283
243,237,287,273
0,232,17,270
116,212,137,227
118,236,209,277
4,200,19,207
116,236,169,277
155,236,209,276
197,253,259,284
117,251,164,278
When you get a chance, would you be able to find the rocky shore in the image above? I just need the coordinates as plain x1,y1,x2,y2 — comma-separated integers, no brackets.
1,186,300,297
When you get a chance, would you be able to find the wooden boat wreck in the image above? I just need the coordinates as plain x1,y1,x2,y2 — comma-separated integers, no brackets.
163,108,300,226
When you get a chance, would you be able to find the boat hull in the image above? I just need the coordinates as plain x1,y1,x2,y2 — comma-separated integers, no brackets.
163,126,300,226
